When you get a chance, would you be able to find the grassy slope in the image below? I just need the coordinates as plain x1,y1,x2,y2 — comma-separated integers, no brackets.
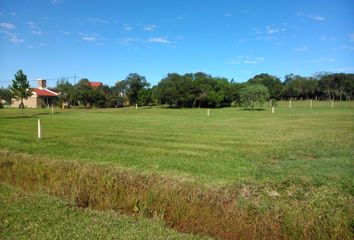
0,183,210,240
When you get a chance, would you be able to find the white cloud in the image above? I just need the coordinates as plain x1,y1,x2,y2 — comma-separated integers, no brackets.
308,15,325,21
293,46,308,52
62,31,71,35
118,38,140,45
312,58,335,63
296,12,325,21
124,26,132,31
226,56,265,65
87,18,110,25
243,60,258,64
350,33,354,42
336,67,354,72
1,31,24,44
27,22,44,35
143,24,156,31
51,0,63,4
79,32,98,42
31,30,43,35
82,36,96,42
265,26,286,34
225,12,232,17
343,45,354,51
148,37,171,44
0,22,15,30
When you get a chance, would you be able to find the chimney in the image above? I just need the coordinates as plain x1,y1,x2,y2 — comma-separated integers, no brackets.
37,79,47,89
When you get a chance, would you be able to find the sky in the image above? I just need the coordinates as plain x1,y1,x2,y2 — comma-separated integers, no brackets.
0,0,353,88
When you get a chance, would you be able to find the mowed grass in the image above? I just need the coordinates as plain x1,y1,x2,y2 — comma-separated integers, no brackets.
0,101,353,187
0,101,353,239
0,183,210,240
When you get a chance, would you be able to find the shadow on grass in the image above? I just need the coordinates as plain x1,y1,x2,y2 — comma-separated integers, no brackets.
2,112,61,119
240,108,266,111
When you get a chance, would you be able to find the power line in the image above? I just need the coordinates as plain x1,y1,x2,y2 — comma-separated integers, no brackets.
0,75,80,83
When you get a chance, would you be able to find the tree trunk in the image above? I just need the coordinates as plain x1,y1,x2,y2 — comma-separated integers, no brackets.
20,98,24,116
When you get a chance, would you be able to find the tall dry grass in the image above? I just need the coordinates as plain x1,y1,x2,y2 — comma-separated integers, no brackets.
0,151,352,240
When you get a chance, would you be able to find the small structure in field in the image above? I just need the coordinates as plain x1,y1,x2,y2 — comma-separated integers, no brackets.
11,79,58,108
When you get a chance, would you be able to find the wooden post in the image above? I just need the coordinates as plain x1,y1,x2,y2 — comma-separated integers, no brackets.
51,104,54,114
37,119,41,140
331,99,334,108
289,99,292,109
207,108,210,117
272,107,275,114
135,103,138,110
310,99,313,109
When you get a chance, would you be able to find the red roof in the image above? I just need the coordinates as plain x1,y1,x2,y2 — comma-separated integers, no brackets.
33,88,58,97
89,82,103,88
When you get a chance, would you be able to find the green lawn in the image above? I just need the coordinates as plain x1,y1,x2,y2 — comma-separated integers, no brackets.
0,101,353,239
0,101,353,187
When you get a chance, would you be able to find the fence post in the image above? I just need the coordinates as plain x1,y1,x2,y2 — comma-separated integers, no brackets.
207,108,210,117
289,99,292,109
38,119,41,140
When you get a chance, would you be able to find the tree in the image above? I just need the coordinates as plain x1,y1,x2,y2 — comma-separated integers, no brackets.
248,73,282,99
137,88,152,106
124,73,150,105
56,78,76,108
9,70,32,115
0,87,13,106
239,84,269,110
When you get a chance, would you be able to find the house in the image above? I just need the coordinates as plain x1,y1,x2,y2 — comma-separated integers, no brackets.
88,81,103,88
11,79,59,108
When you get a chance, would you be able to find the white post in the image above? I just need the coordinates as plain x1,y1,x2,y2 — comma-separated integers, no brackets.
207,108,210,117
37,119,41,140
51,104,54,114
289,99,292,109
135,103,138,110
310,99,313,109
271,107,275,114
331,99,334,108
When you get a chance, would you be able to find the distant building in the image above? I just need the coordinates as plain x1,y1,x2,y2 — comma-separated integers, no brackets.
11,79,59,108
88,81,103,88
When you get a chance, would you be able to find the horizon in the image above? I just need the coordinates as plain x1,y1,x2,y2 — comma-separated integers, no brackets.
0,0,354,88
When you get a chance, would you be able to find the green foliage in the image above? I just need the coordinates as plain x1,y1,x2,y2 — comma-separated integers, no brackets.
50,72,354,109
56,78,76,107
122,73,150,105
0,87,13,105
248,73,282,99
9,70,32,115
239,84,270,110
154,72,239,108
137,88,152,106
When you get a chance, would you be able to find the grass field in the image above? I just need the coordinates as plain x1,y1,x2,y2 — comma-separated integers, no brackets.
0,101,353,239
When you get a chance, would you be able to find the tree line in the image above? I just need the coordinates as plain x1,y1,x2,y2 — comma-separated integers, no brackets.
1,70,353,109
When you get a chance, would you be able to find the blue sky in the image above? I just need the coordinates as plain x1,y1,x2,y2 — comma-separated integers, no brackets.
0,0,353,87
